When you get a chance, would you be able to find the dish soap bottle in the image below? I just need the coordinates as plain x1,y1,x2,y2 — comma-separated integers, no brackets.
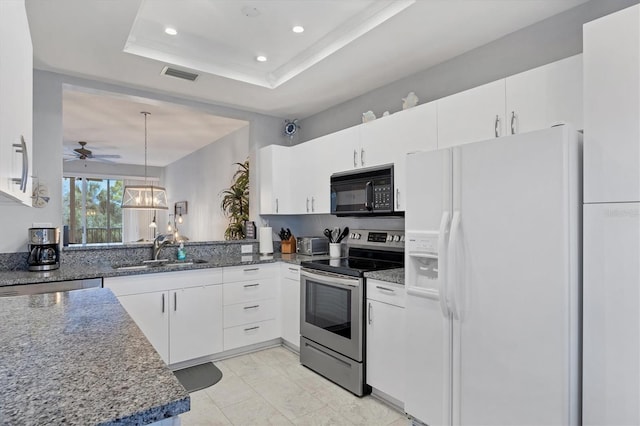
177,242,186,260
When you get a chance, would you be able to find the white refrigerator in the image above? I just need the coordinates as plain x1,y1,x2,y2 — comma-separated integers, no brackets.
404,126,581,426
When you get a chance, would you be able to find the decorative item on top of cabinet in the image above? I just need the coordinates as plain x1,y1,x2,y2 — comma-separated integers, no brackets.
402,92,419,110
362,110,376,123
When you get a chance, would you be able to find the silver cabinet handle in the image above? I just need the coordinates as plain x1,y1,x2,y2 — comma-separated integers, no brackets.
311,196,315,212
275,198,279,213
12,136,28,192
368,302,372,325
243,267,259,272
306,197,310,212
396,188,400,209
376,285,396,293
162,293,165,313
353,149,357,168
288,267,298,272
360,148,365,166
510,111,517,135
174,292,177,311
244,326,260,332
243,283,260,288
494,115,500,138
243,304,260,310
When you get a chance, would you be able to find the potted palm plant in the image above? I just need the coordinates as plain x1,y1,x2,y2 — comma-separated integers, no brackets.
220,159,249,240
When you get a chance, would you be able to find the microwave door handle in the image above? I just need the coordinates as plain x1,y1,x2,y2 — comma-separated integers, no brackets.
365,181,373,211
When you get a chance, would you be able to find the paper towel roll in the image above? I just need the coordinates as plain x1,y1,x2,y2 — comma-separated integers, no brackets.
259,227,274,254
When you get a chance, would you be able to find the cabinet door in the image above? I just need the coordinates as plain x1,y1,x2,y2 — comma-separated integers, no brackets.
118,291,170,363
0,0,32,204
366,299,405,402
583,203,640,426
258,145,291,214
281,277,301,348
291,135,336,214
506,54,583,135
169,285,223,364
323,125,362,172
584,5,640,203
437,80,506,148
363,102,438,211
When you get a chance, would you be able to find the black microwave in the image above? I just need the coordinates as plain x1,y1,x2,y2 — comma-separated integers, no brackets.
330,164,398,216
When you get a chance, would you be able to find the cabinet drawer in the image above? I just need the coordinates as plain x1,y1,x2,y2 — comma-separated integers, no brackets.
105,268,223,296
223,278,277,305
223,264,278,283
223,319,279,351
281,263,300,280
224,298,277,328
366,279,406,308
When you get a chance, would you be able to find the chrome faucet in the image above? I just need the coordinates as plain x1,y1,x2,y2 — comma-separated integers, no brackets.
152,234,173,260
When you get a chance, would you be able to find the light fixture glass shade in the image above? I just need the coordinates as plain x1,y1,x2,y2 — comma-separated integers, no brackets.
121,185,168,210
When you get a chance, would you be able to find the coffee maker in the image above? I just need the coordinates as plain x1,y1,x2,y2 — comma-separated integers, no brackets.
27,227,60,271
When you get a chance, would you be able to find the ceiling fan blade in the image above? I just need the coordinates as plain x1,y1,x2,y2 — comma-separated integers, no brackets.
92,154,121,159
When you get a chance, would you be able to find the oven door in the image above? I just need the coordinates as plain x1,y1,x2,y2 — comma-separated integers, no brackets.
300,268,363,361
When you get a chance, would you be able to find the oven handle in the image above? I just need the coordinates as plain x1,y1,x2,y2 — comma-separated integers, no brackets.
300,268,360,288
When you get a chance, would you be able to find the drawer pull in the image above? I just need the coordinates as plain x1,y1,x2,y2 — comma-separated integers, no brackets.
244,326,260,332
162,293,165,313
243,283,260,288
288,267,298,272
244,305,260,310
243,267,259,272
376,285,396,293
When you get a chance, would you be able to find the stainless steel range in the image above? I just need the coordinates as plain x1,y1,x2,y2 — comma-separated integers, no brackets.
299,229,404,396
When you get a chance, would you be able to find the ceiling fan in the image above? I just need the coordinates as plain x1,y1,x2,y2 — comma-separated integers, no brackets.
64,141,121,162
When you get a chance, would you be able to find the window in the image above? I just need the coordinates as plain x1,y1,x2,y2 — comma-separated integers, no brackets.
62,177,123,244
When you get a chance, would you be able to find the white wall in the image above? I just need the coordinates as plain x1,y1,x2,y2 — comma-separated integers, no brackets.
164,126,250,241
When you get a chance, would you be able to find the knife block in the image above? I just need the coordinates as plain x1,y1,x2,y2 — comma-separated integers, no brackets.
281,236,296,254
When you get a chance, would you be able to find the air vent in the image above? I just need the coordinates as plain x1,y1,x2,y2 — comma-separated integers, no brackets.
161,66,199,82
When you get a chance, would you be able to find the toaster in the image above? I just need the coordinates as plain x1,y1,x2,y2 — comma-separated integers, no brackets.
296,237,329,255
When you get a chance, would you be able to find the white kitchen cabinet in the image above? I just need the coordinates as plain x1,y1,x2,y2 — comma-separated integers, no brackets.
437,80,506,148
366,279,406,403
169,285,223,364
280,263,300,349
506,54,583,135
259,145,291,214
290,137,334,214
360,102,438,211
323,125,363,172
118,290,170,362
0,0,32,205
583,4,640,203
222,264,280,351
104,268,223,365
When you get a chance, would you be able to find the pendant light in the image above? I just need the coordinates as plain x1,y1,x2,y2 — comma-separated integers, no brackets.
121,112,168,210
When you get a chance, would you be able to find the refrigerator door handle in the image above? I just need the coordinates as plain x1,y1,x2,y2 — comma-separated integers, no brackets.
447,210,462,320
438,210,451,317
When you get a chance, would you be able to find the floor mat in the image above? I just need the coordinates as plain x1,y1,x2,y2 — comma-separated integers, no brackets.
173,362,223,393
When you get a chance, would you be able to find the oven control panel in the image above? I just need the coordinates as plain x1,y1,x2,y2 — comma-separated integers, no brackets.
348,229,404,250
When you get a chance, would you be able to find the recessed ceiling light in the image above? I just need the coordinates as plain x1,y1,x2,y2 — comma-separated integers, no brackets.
165,27,177,36
256,55,267,62
292,26,304,33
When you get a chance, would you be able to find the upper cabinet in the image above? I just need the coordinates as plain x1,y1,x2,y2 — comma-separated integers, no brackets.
506,54,583,135
360,102,438,211
259,145,292,215
0,0,32,206
437,55,583,148
583,5,639,203
437,80,507,148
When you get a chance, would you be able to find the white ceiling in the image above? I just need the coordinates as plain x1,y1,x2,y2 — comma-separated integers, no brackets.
26,0,589,166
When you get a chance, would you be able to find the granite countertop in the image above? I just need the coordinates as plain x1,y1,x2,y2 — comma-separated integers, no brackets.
0,287,189,425
0,253,310,287
364,268,405,285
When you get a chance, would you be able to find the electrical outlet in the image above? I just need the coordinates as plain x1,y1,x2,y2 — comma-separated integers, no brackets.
241,244,253,254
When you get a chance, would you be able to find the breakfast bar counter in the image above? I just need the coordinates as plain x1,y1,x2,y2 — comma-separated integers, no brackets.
0,287,189,425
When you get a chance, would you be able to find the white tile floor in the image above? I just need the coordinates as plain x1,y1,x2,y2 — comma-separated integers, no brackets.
180,345,409,426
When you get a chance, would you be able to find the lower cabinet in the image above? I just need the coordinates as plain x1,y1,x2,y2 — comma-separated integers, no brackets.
280,264,301,349
222,264,280,351
366,279,406,403
104,269,223,365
